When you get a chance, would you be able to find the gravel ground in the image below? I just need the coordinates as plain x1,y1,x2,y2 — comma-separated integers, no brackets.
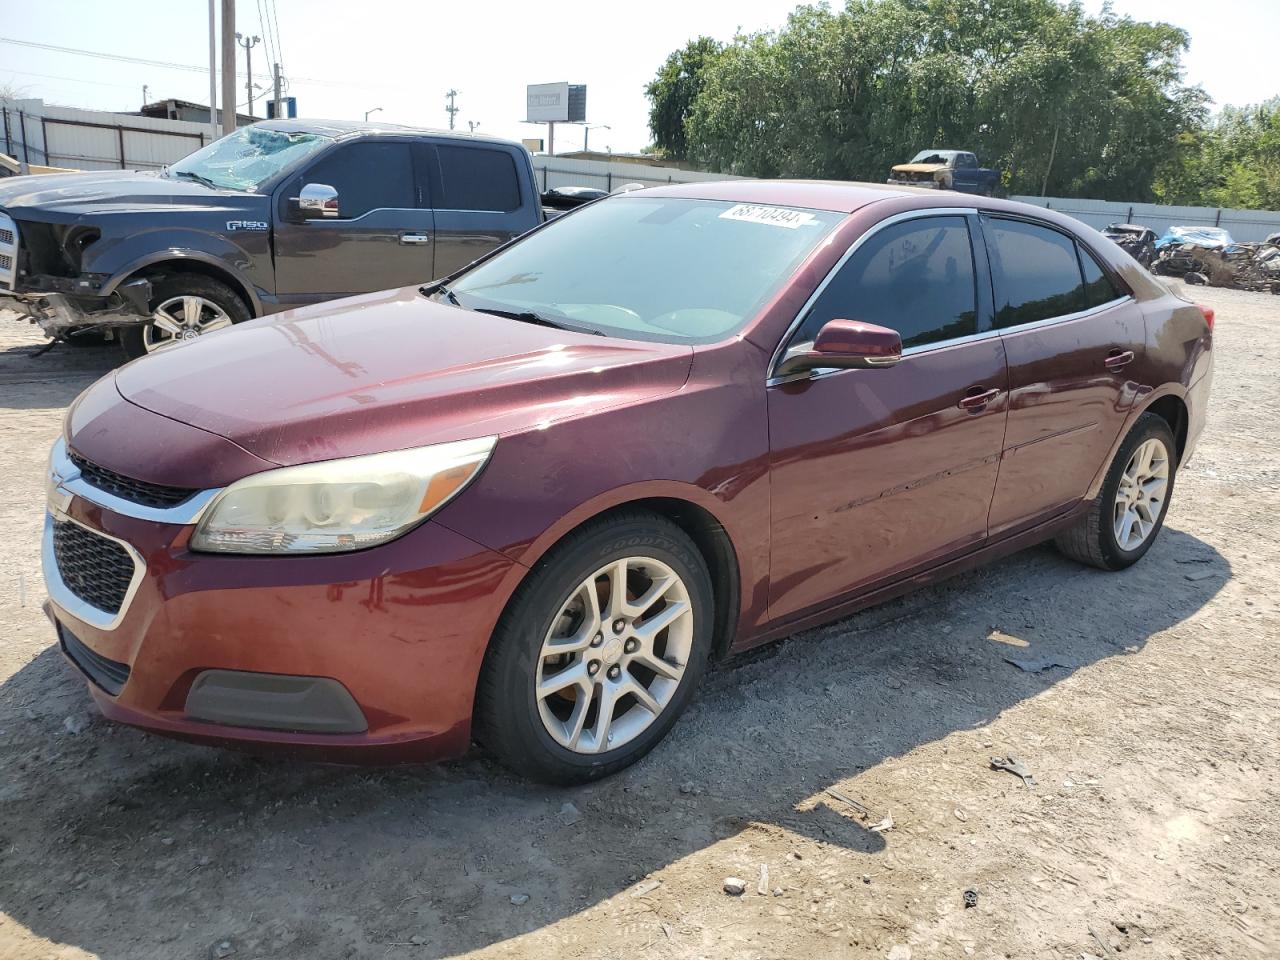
0,283,1276,960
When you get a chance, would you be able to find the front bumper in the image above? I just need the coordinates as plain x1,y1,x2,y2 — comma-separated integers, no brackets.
1,278,151,338
42,439,520,763
886,177,941,189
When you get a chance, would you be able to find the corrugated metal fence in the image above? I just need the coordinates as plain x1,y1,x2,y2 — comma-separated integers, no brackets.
1,98,213,172
1012,195,1280,243
531,156,741,192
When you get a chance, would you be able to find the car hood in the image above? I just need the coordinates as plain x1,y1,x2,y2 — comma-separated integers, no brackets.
113,286,695,467
891,163,947,174
0,169,256,219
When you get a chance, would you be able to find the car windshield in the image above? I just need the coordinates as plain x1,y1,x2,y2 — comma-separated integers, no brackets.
443,197,844,343
165,126,332,192
911,151,953,164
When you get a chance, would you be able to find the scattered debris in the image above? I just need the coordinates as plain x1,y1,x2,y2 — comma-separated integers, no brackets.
509,893,529,905
723,877,747,896
772,886,784,897
209,940,235,959
410,935,427,946
1003,655,1077,673
1153,226,1280,293
1185,570,1215,582
862,874,872,884
990,755,1038,787
1089,924,1119,959
160,837,174,846
558,801,581,825
62,714,88,735
756,863,770,896
954,808,968,822
824,788,877,820
869,812,895,832
963,888,979,908
631,878,662,897
678,782,702,796
1102,223,1157,267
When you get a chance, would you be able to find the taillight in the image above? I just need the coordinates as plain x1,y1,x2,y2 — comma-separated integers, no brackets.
1197,304,1214,330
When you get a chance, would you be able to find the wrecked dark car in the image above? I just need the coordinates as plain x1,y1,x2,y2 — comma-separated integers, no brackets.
1102,223,1157,268
0,120,544,359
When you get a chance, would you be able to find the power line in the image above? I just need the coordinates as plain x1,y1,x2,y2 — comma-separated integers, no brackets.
266,0,285,71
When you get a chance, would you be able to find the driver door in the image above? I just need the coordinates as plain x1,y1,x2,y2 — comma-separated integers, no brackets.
273,140,435,304
766,214,1009,622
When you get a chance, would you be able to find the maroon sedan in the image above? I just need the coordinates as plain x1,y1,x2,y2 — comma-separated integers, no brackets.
43,181,1213,782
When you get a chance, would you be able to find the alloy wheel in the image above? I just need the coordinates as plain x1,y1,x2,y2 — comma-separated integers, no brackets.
535,556,694,754
1113,437,1169,550
143,295,234,352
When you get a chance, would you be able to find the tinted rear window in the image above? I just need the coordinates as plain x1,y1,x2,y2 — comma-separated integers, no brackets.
436,145,521,212
1079,245,1122,308
796,215,977,349
985,218,1086,328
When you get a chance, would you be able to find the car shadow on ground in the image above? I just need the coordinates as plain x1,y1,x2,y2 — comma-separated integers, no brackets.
0,341,119,410
0,526,1228,959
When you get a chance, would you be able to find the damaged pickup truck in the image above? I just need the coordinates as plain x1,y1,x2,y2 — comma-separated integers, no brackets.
886,150,1000,196
0,119,544,358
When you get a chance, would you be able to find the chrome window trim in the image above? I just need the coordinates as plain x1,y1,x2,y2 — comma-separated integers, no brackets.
43,508,146,632
765,206,1133,386
48,437,222,525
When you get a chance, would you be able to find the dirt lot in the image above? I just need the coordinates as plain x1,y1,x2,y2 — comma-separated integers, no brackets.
0,283,1276,960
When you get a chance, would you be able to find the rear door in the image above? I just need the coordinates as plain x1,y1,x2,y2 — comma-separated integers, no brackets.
428,141,541,279
766,213,1009,622
272,139,435,302
981,215,1145,537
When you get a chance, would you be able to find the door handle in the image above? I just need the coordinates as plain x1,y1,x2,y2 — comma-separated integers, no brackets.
958,387,1001,410
399,233,432,245
1104,349,1135,371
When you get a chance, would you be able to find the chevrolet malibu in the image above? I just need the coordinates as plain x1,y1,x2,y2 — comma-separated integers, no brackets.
43,181,1213,783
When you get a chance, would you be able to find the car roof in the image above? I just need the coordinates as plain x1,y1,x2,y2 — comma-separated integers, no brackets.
249,118,524,150
628,179,957,214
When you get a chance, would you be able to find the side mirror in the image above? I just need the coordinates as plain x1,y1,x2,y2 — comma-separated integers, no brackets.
292,183,340,220
775,319,903,378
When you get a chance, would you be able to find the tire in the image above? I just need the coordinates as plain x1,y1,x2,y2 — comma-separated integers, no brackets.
474,510,715,784
119,274,250,360
1054,412,1177,571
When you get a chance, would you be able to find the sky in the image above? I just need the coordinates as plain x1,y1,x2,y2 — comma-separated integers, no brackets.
1,0,1277,154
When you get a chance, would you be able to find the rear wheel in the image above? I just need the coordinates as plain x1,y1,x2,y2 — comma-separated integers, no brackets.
119,274,250,360
474,511,714,783
1055,413,1176,570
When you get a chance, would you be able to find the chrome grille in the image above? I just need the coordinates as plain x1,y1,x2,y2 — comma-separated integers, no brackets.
68,450,196,509
51,518,135,615
0,210,16,290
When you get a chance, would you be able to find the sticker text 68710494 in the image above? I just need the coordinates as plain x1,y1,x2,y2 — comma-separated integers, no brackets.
718,204,819,229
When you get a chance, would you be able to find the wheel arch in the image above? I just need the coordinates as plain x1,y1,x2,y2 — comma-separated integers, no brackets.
486,489,744,665
1143,393,1189,462
104,253,261,317
1085,385,1189,500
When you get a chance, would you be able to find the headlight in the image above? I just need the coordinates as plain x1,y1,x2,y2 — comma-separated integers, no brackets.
190,437,496,555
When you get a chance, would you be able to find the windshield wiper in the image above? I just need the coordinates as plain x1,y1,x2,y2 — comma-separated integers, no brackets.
472,306,603,336
170,170,221,190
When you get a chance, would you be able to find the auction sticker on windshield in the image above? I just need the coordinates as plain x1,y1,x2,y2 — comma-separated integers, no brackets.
719,204,819,229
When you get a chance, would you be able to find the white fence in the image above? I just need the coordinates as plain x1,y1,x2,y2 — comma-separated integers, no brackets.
1,98,214,172
531,156,741,192
1012,195,1280,243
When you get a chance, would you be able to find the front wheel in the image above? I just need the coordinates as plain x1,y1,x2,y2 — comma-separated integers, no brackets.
119,274,250,360
1055,412,1177,570
474,511,714,783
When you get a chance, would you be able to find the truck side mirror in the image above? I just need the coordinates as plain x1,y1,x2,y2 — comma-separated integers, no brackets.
292,183,340,220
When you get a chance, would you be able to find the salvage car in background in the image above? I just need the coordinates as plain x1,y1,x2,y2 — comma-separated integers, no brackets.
887,150,1000,195
0,120,544,358
44,182,1212,782
1102,223,1158,268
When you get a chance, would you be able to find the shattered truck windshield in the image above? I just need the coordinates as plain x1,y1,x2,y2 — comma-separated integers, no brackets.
164,126,332,192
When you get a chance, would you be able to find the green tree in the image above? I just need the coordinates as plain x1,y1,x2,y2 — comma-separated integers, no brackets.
664,0,1206,201
645,36,724,161
1157,99,1280,210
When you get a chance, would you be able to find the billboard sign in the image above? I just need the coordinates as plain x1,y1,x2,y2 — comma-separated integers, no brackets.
526,83,586,123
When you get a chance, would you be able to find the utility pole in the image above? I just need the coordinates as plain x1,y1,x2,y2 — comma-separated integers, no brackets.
272,61,283,119
445,89,459,130
467,121,480,133
236,33,261,117
142,84,149,108
220,0,236,136
207,0,218,139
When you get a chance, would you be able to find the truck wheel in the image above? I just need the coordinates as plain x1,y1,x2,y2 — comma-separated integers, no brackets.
120,275,250,360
